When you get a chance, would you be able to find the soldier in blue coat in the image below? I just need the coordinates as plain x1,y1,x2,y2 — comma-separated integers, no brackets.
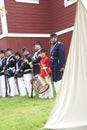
0,50,7,97
50,33,65,94
14,52,27,96
21,47,35,97
5,48,18,97
31,41,42,75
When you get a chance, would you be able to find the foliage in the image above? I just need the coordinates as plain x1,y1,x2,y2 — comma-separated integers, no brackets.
0,7,6,16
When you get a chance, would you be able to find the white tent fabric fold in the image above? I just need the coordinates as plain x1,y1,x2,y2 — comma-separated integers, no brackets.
43,0,87,130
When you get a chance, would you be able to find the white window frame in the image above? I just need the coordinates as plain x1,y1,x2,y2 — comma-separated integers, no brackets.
64,0,77,7
16,0,39,4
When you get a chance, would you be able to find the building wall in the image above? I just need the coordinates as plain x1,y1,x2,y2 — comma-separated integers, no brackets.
0,37,50,55
0,0,77,59
4,0,52,34
50,0,76,32
58,31,73,60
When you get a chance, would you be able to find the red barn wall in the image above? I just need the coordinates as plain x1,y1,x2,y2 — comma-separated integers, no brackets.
0,37,50,55
58,31,73,60
50,0,76,32
4,0,52,34
0,0,77,59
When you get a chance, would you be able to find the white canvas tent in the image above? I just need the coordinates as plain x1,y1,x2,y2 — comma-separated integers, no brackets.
43,0,87,130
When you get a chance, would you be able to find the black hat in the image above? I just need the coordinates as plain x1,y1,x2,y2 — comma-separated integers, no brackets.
21,47,28,52
15,52,21,57
39,48,46,54
0,50,5,54
33,41,42,46
50,33,57,38
6,48,12,52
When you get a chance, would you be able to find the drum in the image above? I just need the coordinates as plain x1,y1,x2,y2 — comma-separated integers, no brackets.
31,74,49,94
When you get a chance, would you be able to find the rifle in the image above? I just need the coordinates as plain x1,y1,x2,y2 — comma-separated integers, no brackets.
31,69,34,98
4,68,8,97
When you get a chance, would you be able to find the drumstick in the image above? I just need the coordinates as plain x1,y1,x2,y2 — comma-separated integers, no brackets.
42,66,49,77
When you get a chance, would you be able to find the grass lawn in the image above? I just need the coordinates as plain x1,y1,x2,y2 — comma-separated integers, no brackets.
0,95,55,130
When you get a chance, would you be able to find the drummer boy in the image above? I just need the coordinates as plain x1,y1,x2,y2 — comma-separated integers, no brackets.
38,48,54,99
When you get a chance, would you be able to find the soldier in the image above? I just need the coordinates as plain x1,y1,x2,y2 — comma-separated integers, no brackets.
14,52,26,96
50,33,65,94
31,41,42,75
5,48,18,97
30,41,43,98
38,48,54,98
0,50,7,97
21,47,35,97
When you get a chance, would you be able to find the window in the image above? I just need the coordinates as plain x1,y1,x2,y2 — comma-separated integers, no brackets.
64,0,77,7
16,0,39,4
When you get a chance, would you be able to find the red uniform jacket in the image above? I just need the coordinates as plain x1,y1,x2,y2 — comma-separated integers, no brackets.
40,55,51,77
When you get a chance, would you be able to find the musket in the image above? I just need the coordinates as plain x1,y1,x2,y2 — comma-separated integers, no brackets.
4,67,8,97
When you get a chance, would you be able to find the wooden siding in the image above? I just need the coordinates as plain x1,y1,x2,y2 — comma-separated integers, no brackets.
0,33,72,60
58,31,73,60
0,37,50,54
4,0,76,34
4,0,52,34
0,0,76,59
0,17,2,34
50,0,76,33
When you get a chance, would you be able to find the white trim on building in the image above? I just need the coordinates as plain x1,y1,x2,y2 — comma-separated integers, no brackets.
0,26,74,39
64,0,77,7
6,33,50,38
56,26,74,35
16,0,39,4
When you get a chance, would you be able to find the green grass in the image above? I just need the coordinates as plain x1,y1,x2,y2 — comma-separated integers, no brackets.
0,95,55,130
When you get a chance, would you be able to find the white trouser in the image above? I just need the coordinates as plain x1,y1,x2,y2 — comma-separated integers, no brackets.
44,76,54,98
23,73,35,97
39,76,54,99
54,80,61,94
8,77,18,97
17,77,26,96
0,75,6,97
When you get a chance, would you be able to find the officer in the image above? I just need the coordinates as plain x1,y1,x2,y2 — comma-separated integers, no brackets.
5,48,18,97
14,52,26,96
0,50,7,97
50,33,65,94
21,47,35,97
31,41,42,75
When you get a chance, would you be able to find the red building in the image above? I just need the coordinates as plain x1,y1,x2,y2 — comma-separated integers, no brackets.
0,0,77,58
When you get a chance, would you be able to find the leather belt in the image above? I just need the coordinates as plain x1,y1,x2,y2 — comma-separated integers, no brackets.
50,56,58,60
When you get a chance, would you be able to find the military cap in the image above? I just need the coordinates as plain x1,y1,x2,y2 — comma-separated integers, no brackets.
0,50,5,54
6,48,12,52
33,41,42,46
50,33,57,38
14,52,21,57
39,48,46,54
21,47,28,52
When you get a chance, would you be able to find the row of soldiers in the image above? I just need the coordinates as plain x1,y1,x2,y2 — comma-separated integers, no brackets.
0,33,65,99
0,41,54,98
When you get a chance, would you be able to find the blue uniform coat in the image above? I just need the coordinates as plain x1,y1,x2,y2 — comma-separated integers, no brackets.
50,41,65,82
